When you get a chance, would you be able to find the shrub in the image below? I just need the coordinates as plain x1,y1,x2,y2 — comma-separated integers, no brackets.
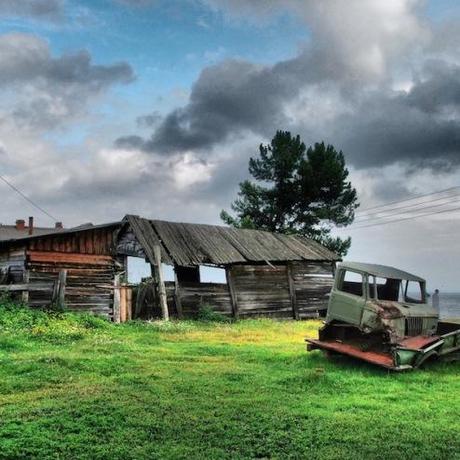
0,296,110,344
197,304,231,323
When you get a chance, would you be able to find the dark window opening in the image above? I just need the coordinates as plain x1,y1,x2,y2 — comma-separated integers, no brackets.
369,276,425,304
370,276,401,301
339,270,363,297
175,266,200,284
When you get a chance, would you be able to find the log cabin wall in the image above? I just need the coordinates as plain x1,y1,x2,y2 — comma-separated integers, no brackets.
0,225,121,319
227,264,293,318
289,261,335,318
174,281,233,317
27,251,117,319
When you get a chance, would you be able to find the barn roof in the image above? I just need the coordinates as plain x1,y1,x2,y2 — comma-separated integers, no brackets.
125,215,339,266
0,215,339,265
0,221,121,247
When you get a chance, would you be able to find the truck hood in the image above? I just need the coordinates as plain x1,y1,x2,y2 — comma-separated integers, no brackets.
370,300,438,319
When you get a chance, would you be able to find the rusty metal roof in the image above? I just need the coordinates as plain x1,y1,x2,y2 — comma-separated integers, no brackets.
125,215,339,266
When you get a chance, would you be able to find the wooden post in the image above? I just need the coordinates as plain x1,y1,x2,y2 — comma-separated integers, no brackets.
126,287,133,321
153,244,169,321
57,269,67,310
226,267,239,319
287,263,300,320
22,271,29,305
113,274,121,323
174,268,184,319
120,285,127,322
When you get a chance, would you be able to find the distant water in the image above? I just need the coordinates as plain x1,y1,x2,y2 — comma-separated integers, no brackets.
438,293,460,319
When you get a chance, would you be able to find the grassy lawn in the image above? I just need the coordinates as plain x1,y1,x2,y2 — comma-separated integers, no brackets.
0,302,459,459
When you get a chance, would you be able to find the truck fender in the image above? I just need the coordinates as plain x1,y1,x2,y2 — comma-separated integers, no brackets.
414,350,439,368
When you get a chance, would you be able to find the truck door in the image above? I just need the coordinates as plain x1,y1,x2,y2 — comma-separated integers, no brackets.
328,269,366,326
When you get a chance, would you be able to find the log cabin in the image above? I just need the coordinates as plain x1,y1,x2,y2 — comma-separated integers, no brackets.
0,215,339,321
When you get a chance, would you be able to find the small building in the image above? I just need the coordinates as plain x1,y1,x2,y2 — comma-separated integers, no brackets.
0,215,339,321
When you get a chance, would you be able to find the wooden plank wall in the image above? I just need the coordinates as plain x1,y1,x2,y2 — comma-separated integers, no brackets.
163,262,334,320
28,227,115,255
116,229,147,258
290,261,334,318
27,251,117,319
174,281,232,317
229,264,293,318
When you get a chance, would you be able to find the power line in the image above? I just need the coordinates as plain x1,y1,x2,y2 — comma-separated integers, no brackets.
354,193,460,224
337,202,460,231
356,185,460,215
0,174,58,222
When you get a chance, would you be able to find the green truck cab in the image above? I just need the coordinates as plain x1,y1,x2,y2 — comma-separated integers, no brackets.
307,262,460,370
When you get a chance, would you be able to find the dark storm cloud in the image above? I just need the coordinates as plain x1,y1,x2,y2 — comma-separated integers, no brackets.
0,33,134,129
136,112,162,128
116,55,311,152
336,62,460,169
406,60,460,113
115,0,460,172
121,50,460,171
0,35,133,88
0,0,63,21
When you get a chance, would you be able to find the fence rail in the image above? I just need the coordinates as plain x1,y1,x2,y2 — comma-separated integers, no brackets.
0,269,67,309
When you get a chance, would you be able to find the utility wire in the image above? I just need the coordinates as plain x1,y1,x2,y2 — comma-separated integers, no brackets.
355,185,460,215
336,202,460,231
354,193,460,223
0,174,58,222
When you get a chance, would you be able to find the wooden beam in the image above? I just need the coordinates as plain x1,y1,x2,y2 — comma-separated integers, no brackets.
113,274,121,323
120,285,127,322
57,269,67,310
126,286,133,321
153,245,169,321
174,268,184,319
27,251,113,266
287,262,299,320
226,267,239,319
0,283,54,292
21,271,29,304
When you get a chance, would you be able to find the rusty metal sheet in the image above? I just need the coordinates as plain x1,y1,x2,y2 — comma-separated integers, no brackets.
307,339,395,369
398,335,440,350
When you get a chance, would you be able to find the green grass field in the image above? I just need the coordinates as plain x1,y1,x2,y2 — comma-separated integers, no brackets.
0,300,459,460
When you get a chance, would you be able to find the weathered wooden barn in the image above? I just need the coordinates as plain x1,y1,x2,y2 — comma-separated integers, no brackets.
0,215,339,321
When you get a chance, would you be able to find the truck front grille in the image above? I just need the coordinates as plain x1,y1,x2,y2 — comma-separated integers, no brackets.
405,317,425,336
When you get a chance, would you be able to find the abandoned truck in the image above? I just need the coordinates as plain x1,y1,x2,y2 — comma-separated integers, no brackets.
307,262,460,370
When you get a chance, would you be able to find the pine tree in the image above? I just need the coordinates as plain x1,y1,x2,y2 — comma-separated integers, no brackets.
221,131,358,257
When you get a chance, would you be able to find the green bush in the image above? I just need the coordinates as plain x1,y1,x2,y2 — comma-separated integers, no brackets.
197,304,231,323
0,296,109,344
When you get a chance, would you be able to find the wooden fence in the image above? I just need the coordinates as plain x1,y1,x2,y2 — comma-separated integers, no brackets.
0,269,67,309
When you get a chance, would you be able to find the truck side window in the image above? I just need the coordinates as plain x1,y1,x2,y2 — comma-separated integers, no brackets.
340,270,363,297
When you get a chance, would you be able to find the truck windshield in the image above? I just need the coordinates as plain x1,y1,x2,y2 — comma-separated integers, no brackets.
370,276,425,303
403,280,425,304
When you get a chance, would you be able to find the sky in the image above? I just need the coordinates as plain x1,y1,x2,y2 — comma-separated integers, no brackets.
1,0,460,290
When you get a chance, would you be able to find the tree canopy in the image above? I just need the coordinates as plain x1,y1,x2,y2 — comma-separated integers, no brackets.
221,131,358,257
